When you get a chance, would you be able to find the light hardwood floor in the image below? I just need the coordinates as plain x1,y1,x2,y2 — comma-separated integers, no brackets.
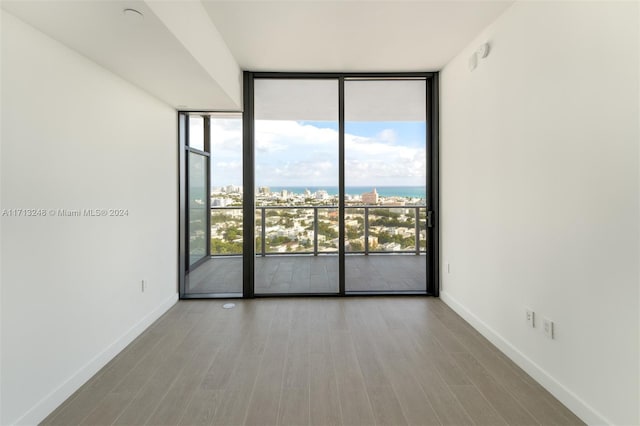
42,297,584,426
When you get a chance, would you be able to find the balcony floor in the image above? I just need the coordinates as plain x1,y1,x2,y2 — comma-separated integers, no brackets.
187,254,427,295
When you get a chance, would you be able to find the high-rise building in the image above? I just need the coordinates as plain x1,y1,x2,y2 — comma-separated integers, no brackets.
362,188,379,204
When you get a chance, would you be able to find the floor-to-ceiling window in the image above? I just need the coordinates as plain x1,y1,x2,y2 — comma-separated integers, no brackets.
344,79,428,292
181,113,244,297
253,78,340,295
179,72,438,298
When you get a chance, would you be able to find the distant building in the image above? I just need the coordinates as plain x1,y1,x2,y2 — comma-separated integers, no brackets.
381,200,405,206
382,242,402,251
315,190,329,200
212,198,234,207
258,186,270,194
362,188,379,204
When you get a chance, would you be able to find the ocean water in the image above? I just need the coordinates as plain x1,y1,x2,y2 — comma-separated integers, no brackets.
265,186,426,198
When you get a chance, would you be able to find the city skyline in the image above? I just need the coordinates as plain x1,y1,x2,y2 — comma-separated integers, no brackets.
211,185,426,200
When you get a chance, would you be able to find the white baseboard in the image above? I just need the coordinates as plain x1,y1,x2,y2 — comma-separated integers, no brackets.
13,293,179,426
440,291,611,426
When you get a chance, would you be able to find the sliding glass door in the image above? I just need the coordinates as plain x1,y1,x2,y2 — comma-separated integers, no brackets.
179,72,439,298
253,79,340,294
344,79,427,292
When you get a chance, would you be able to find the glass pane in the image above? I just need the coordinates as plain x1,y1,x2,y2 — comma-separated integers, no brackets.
187,115,243,296
254,79,339,294
188,152,207,266
344,79,427,292
345,207,365,253
262,208,315,254
188,115,204,151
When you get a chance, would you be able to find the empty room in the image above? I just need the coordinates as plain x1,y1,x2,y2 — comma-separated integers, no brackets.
1,1,638,425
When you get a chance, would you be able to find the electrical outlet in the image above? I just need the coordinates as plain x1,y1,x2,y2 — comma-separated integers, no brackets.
543,318,554,339
525,309,535,328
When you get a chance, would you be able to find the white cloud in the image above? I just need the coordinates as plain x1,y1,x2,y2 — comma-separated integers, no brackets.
209,119,426,187
210,122,242,153
215,161,242,170
377,128,397,144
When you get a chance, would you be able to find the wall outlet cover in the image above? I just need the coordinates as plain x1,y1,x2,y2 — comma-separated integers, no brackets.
543,318,554,339
526,309,535,328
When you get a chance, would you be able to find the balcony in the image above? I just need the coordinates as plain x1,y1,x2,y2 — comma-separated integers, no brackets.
211,205,427,256
186,205,428,295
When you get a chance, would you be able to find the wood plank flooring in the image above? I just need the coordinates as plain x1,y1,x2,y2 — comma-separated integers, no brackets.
42,297,584,426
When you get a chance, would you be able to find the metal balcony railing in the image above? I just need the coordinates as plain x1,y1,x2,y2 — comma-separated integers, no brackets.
210,205,427,256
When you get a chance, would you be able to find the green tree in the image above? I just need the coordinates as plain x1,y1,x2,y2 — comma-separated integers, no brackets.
402,237,416,248
349,240,364,252
371,209,400,218
317,221,338,239
210,239,242,255
211,213,232,224
378,231,393,244
224,227,241,242
279,217,294,227
346,226,360,240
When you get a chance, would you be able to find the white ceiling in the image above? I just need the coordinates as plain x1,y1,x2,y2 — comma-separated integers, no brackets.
1,0,242,110
1,0,514,110
204,1,513,72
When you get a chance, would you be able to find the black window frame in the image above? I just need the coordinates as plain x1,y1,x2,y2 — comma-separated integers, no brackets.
179,71,439,298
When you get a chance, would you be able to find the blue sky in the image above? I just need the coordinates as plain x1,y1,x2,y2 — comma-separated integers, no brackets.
303,120,426,148
208,118,426,188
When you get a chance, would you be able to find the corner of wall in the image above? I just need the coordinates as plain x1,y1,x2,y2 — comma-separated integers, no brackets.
440,291,611,425
2,10,180,425
12,294,177,426
439,2,639,424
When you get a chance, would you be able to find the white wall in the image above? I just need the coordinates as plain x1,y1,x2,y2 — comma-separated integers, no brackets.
0,11,178,425
440,2,639,425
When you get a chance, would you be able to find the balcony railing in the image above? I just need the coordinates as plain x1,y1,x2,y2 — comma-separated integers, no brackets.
210,205,427,256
